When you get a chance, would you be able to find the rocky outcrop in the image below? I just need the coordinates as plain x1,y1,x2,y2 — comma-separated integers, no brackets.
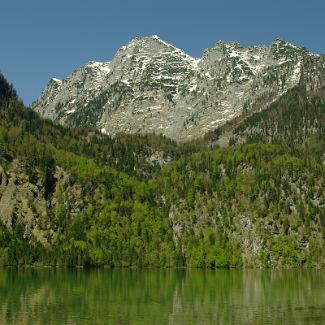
0,160,82,246
0,161,47,243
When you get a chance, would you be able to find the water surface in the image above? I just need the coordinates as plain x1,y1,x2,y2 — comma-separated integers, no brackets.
1,268,325,324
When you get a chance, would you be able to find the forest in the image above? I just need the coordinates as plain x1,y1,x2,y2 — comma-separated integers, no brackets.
1,72,325,268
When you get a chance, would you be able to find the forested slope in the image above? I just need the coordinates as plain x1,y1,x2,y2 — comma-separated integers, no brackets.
1,73,325,268
229,86,325,149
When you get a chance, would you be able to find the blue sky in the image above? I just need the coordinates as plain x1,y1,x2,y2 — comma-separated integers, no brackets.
1,0,324,105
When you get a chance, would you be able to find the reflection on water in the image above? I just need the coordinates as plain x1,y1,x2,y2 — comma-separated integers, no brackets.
1,268,325,324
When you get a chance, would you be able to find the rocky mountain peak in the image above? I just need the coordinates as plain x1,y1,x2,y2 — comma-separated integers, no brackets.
50,78,62,84
271,38,308,59
32,36,325,141
272,37,287,45
215,40,242,49
116,35,178,57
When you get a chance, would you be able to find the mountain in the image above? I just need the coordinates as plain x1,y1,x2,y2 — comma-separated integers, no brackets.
32,36,325,141
2,72,325,268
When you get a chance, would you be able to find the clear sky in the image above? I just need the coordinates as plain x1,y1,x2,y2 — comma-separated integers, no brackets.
1,0,324,106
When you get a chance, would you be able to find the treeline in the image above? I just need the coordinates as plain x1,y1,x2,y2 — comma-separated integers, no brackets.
0,93,203,179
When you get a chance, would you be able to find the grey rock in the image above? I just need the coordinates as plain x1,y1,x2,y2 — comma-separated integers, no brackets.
0,166,8,186
32,36,325,141
0,178,17,226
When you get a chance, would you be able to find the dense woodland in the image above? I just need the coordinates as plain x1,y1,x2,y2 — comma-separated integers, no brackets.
1,72,325,267
229,86,325,149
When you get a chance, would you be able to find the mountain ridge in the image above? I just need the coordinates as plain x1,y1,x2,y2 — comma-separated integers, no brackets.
32,36,325,141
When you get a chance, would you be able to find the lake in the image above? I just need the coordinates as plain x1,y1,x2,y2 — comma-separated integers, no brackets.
1,268,325,324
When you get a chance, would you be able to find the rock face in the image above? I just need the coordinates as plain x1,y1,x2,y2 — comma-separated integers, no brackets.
0,161,48,243
0,160,82,246
32,36,325,141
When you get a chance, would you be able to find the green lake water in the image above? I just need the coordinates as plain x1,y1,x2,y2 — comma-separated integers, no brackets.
1,268,325,324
